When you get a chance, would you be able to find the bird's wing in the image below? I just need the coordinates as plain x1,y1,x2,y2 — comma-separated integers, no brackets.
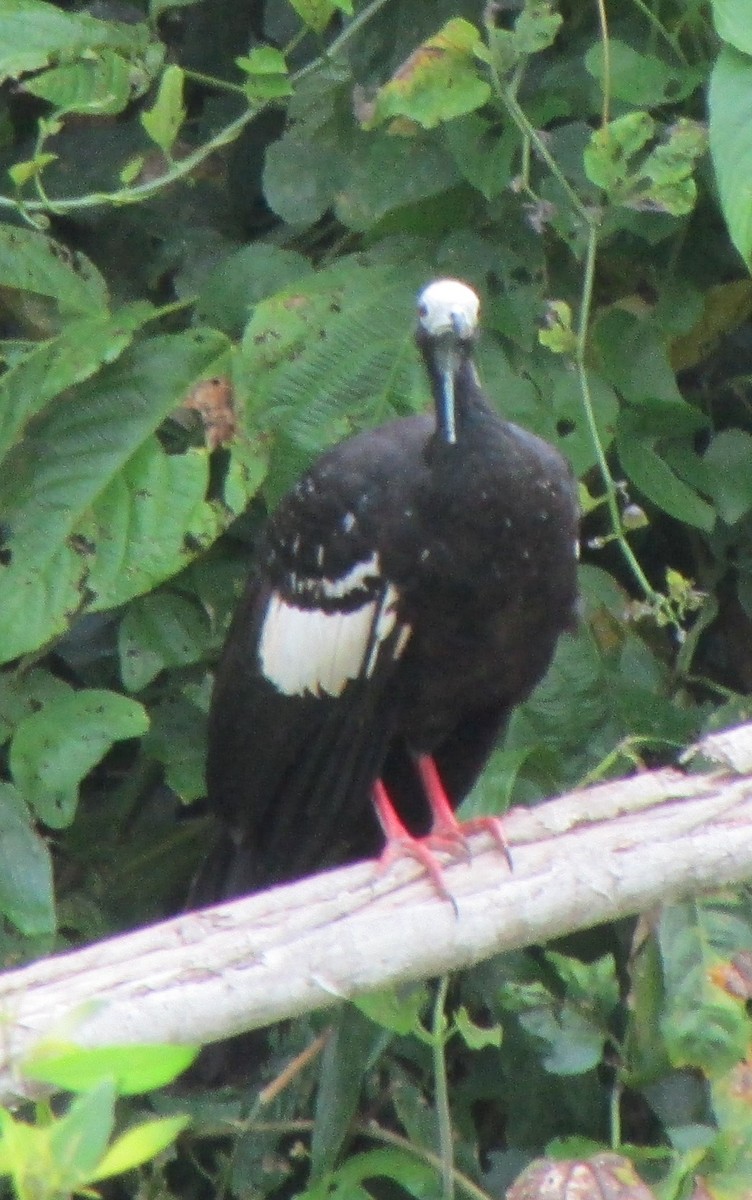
205,529,412,892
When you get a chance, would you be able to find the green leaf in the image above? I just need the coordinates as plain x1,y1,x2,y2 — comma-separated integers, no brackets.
482,1,562,76
365,19,491,130
90,1115,189,1182
239,260,428,497
513,2,562,55
443,113,517,200
81,440,224,611
286,0,352,36
623,933,671,1085
0,1109,50,1192
24,1043,197,1094
8,151,59,187
311,1008,384,1181
0,224,108,315
454,1005,502,1050
236,47,292,102
709,45,752,266
584,112,655,194
354,985,430,1037
550,369,619,477
585,40,696,106
658,900,752,1075
23,49,133,115
10,690,149,828
712,0,752,55
703,430,752,524
519,1004,605,1075
0,782,55,934
119,592,211,691
195,243,312,337
140,64,185,155
333,134,462,232
0,0,152,84
300,1149,436,1200
594,308,690,408
0,667,72,744
616,413,715,532
261,71,347,226
49,1081,116,1184
0,302,155,462
144,680,209,802
0,328,230,663
634,119,706,217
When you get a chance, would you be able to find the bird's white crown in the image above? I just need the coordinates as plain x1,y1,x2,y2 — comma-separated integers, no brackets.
417,279,480,339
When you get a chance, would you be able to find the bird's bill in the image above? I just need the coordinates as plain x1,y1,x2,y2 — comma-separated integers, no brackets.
438,366,457,445
432,341,458,445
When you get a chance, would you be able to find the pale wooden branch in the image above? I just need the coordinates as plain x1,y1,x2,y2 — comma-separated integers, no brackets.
2,723,752,1105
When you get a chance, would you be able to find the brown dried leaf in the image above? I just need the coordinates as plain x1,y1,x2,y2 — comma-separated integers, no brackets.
710,952,752,1000
181,376,235,450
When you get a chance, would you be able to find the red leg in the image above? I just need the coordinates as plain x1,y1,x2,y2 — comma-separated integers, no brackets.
416,755,512,870
372,757,512,901
373,780,453,900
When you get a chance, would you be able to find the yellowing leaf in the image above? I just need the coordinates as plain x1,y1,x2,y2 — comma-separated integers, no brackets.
364,19,491,131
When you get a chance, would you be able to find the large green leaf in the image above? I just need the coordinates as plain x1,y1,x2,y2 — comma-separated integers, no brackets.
311,1008,384,1181
195,244,312,337
118,592,211,691
657,901,752,1074
702,429,752,524
0,303,155,461
709,46,752,266
80,438,226,612
0,329,229,662
0,0,153,83
22,50,134,115
0,224,109,315
9,689,148,828
24,1043,197,1094
0,782,55,934
712,0,752,55
239,259,429,497
585,41,701,106
616,413,715,531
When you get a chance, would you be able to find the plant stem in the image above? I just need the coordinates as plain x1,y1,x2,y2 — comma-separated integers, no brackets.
433,975,455,1200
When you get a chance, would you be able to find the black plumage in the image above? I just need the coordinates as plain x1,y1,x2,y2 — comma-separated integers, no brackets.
200,279,579,899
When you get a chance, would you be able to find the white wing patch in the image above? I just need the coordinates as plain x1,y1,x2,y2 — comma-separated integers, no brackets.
259,583,409,698
319,551,380,600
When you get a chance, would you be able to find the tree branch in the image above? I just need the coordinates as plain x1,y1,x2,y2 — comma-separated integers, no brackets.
2,723,752,1105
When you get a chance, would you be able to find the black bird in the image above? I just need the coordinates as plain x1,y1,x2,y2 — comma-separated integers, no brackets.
201,279,579,900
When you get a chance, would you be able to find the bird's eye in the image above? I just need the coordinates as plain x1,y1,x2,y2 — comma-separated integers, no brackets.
418,302,428,318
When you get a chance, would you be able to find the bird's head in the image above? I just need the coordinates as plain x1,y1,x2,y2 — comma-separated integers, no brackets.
416,279,480,446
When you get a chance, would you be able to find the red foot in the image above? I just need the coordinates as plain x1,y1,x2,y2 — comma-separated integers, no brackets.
373,781,454,900
372,757,512,901
417,756,513,871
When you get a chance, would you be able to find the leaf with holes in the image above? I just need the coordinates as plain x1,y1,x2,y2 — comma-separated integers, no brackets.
10,690,148,828
0,328,230,663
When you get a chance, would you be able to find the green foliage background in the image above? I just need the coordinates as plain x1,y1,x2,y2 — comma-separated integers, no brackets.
2,0,752,1196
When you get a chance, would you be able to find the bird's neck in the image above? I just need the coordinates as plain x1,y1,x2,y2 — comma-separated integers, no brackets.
422,349,492,445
